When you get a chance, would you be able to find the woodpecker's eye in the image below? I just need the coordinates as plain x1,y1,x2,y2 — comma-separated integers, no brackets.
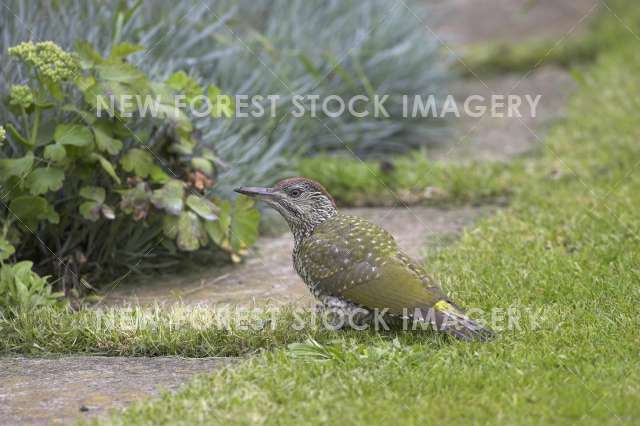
289,188,302,198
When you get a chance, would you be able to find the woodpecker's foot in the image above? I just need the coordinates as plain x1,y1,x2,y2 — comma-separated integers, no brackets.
313,296,372,330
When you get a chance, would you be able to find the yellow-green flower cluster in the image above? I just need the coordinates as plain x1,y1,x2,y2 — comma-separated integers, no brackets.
8,41,79,83
9,84,34,109
0,126,6,142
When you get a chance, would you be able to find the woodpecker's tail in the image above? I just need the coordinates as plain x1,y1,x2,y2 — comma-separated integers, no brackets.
431,300,495,342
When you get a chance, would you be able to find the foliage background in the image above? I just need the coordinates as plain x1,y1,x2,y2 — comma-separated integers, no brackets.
0,0,449,291
1,0,450,191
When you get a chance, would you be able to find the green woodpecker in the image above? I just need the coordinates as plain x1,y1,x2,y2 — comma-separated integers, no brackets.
235,177,493,341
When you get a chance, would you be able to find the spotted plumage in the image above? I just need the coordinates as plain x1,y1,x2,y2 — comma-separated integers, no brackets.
235,177,494,341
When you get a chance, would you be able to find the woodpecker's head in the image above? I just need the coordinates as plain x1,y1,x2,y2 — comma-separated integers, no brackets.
235,177,337,238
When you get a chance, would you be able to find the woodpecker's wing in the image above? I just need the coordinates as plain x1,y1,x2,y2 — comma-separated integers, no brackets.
300,215,446,315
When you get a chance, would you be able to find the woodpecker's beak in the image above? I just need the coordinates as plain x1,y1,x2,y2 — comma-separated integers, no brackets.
234,186,276,200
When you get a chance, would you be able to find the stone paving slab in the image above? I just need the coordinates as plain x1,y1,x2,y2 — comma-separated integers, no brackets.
431,0,599,46
0,356,235,425
104,206,492,307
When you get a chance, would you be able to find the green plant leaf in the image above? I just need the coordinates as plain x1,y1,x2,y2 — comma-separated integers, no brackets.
165,71,190,90
230,195,260,252
163,215,179,239
120,148,154,177
0,237,15,261
74,75,97,93
10,195,59,225
46,80,64,101
4,123,31,147
169,135,195,155
288,338,338,361
201,148,224,165
80,186,106,203
79,201,101,221
34,121,57,147
75,40,104,66
43,143,67,162
207,86,234,118
323,52,356,89
0,260,63,314
86,80,131,115
150,165,170,184
96,63,146,83
118,183,150,217
176,211,207,251
25,167,65,195
90,153,121,184
150,81,175,105
0,152,33,180
54,124,93,147
298,53,322,78
94,126,123,155
62,104,96,124
204,199,231,247
186,195,219,221
78,187,112,221
165,71,203,101
191,157,214,176
155,104,193,132
150,180,184,215
110,43,144,59
15,276,30,307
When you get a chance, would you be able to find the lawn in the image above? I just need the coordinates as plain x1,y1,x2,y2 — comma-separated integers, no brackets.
95,9,640,425
2,2,639,425
298,153,521,207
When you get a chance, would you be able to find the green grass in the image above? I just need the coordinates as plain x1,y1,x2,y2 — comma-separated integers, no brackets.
2,2,640,424
298,153,524,207
1,304,447,357
0,305,341,357
457,37,599,77
298,1,640,211
83,12,640,425
456,0,640,77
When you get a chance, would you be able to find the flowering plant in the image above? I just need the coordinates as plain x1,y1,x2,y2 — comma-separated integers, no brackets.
0,41,258,291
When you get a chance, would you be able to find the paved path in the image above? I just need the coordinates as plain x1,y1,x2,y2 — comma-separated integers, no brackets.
432,0,598,46
425,0,595,162
105,206,493,307
0,356,234,425
429,66,577,162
